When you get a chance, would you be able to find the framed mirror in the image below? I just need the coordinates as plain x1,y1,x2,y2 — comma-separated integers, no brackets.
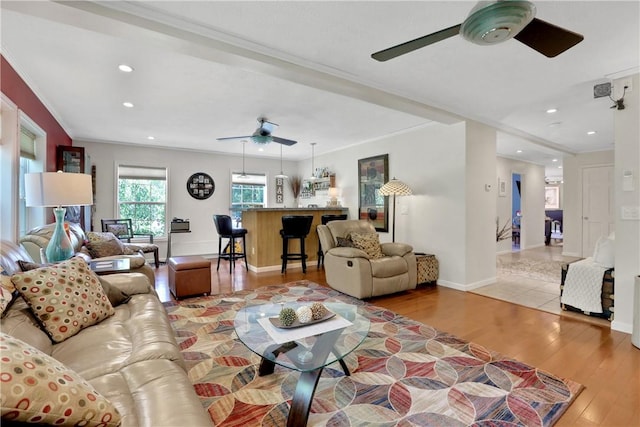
358,154,388,232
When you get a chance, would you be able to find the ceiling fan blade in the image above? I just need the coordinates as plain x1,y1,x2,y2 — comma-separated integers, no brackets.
216,136,252,141
371,23,462,62
271,136,298,146
514,17,583,58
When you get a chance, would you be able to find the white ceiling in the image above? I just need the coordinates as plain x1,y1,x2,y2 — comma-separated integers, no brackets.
2,1,639,180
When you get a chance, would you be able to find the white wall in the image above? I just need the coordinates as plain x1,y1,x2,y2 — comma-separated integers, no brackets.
612,73,639,334
562,150,615,257
496,156,546,253
297,120,500,289
75,140,295,259
465,121,497,287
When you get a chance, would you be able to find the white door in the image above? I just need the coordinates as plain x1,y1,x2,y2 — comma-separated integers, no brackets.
582,165,614,257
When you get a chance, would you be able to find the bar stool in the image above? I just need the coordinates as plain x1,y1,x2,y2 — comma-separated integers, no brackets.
280,215,314,273
213,214,248,273
317,214,348,268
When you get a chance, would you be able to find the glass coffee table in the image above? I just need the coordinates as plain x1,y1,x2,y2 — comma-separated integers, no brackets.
234,302,370,427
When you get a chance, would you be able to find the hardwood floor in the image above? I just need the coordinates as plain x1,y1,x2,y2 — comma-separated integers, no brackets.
154,261,640,427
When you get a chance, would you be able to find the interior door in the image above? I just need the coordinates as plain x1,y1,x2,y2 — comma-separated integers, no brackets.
582,165,614,257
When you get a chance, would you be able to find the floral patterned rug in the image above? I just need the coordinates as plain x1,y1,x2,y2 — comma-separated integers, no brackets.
163,281,582,426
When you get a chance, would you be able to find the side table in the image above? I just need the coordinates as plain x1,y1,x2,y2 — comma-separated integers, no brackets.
415,252,438,285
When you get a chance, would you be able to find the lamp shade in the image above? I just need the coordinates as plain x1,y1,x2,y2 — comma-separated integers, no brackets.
378,178,412,196
25,172,93,207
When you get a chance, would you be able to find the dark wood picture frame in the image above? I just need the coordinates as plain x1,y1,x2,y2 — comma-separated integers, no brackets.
56,146,87,228
358,154,388,232
56,145,85,174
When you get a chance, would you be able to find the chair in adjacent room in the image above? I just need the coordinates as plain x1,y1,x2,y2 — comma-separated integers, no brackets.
101,218,160,268
317,214,348,268
280,215,314,273
213,214,248,273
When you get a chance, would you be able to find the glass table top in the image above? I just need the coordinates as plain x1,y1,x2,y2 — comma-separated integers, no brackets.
234,302,370,373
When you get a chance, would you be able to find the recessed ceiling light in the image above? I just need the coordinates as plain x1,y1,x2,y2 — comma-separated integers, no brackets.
258,147,264,152
122,102,134,108
558,166,563,169
516,150,523,153
552,159,558,162
147,136,155,140
587,131,597,135
118,64,134,72
546,108,557,114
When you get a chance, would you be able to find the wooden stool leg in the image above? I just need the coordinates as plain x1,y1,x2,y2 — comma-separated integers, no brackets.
281,237,288,273
300,237,307,273
242,235,248,271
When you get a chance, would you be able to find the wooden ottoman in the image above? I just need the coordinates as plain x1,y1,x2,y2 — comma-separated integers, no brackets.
415,252,439,285
168,256,211,298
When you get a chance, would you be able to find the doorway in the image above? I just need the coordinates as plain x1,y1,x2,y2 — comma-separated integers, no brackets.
512,173,522,251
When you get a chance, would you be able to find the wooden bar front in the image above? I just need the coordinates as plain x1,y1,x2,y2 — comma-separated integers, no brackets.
242,208,348,271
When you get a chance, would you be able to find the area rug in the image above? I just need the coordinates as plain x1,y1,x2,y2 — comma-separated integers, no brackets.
163,281,582,426
496,257,567,283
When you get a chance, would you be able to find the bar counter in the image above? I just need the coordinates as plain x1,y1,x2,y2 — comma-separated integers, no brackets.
242,207,348,271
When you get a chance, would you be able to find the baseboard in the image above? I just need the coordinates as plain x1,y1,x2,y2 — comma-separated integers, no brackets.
437,277,496,291
248,262,305,274
611,320,632,334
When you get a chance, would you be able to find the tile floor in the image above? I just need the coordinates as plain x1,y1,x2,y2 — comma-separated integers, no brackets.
472,244,580,316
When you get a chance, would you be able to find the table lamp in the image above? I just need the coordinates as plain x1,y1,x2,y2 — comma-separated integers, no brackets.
25,171,93,262
327,187,340,206
378,177,412,242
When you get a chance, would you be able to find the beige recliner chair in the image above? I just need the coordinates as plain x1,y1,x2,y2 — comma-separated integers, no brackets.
317,220,417,299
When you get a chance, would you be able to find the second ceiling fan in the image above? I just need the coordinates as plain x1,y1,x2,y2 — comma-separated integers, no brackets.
217,117,298,146
371,0,584,62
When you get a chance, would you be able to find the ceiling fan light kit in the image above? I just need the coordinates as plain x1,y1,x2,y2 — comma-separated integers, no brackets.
460,1,534,45
371,0,583,61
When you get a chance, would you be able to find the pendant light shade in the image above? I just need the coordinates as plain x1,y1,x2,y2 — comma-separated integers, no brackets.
275,143,288,179
309,142,317,180
239,141,248,178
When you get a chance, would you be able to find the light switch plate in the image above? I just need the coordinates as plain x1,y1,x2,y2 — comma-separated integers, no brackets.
621,206,640,220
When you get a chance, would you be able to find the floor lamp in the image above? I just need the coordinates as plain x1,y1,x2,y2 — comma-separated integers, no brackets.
378,177,412,242
25,171,93,262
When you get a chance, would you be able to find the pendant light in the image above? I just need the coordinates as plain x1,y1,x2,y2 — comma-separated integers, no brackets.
309,142,317,180
239,141,248,178
275,143,288,179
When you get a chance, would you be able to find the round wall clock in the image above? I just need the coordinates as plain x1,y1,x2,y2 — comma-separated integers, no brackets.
187,172,215,200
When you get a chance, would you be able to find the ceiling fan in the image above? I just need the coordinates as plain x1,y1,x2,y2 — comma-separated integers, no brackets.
217,117,298,146
371,0,584,62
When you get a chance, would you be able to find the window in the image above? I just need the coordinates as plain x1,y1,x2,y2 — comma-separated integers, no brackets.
231,173,266,225
18,126,37,236
117,165,167,237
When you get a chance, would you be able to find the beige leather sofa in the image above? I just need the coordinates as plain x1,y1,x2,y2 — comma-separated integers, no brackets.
317,220,417,299
0,240,212,427
19,221,155,285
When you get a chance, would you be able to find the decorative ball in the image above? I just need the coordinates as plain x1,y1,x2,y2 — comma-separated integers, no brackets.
310,302,328,320
279,307,297,326
296,306,313,324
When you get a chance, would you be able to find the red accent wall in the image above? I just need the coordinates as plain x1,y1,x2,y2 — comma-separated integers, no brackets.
1,55,72,172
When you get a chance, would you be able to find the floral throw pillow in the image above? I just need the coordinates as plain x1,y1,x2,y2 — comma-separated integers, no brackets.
0,332,121,426
11,257,115,343
350,232,384,259
85,232,126,258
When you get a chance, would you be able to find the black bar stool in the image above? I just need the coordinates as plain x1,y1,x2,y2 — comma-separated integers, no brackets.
213,214,248,273
280,215,314,273
317,214,348,268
